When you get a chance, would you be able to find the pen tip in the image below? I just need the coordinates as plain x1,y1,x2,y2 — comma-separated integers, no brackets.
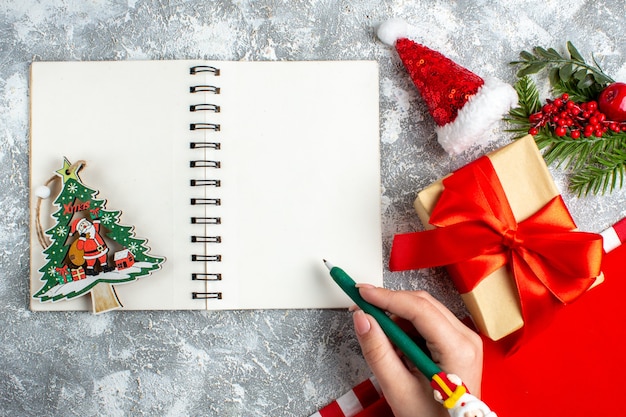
323,259,333,270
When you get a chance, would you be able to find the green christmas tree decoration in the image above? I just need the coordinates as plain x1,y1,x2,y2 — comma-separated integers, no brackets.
34,158,165,313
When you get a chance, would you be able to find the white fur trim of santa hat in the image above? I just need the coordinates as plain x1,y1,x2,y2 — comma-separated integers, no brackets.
436,76,519,155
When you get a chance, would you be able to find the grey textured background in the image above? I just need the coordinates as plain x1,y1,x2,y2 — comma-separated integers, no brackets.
2,1,626,416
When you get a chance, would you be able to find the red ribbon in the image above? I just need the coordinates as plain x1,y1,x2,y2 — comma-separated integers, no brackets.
390,156,603,343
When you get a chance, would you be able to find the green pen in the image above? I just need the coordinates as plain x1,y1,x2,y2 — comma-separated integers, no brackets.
324,259,441,379
324,260,496,414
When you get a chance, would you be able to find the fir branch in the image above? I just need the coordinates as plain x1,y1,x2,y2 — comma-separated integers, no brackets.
514,76,542,115
539,132,613,170
511,41,614,101
570,146,626,196
504,76,540,138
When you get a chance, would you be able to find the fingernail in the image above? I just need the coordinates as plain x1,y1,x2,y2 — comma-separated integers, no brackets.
355,283,376,289
353,310,371,336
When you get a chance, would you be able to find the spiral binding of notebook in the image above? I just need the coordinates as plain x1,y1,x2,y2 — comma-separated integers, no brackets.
189,65,223,301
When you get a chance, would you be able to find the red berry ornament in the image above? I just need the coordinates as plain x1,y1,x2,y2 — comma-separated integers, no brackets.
598,82,626,122
525,90,626,140
555,126,567,137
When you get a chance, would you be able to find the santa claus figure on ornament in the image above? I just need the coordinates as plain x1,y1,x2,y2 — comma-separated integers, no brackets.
433,373,497,417
70,214,115,276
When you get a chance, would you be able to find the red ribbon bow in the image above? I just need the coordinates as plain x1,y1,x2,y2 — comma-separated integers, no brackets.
55,265,69,279
390,156,603,344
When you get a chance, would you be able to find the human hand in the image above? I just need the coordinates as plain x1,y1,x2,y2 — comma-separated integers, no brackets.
351,287,483,417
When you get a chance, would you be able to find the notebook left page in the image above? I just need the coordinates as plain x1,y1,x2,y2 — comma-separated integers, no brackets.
30,60,204,310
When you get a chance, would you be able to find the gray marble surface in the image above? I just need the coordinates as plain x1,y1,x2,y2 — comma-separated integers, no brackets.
2,1,625,416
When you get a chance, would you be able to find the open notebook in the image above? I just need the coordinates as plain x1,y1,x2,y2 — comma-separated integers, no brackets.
29,60,383,311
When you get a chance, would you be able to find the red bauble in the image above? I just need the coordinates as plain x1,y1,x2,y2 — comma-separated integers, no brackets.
598,82,626,122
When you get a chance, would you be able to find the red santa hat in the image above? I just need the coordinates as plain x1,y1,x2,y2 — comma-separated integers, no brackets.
70,218,89,236
377,18,518,155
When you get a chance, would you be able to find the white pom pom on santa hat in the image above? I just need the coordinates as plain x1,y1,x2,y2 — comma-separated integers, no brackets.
377,18,410,46
377,18,518,155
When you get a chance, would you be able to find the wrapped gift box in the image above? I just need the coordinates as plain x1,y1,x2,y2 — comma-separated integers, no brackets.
55,265,70,284
409,135,602,341
70,266,86,281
